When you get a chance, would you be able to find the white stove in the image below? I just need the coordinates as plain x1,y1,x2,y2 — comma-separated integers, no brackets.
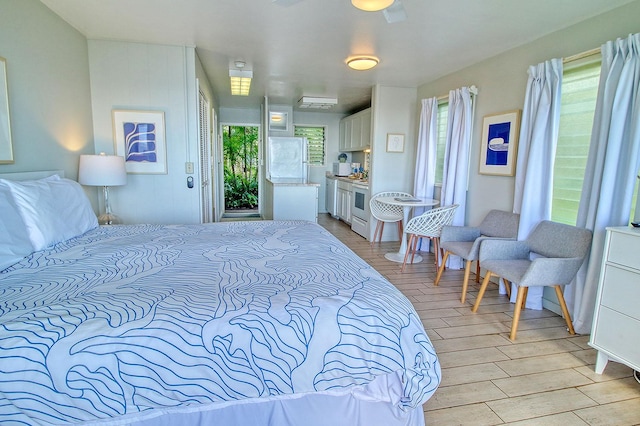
351,183,370,239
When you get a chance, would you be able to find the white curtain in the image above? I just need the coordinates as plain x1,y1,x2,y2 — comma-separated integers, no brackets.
567,33,640,334
413,97,439,216
441,87,474,268
512,58,563,309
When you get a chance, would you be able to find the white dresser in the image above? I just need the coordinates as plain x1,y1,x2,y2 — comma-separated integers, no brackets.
589,226,640,374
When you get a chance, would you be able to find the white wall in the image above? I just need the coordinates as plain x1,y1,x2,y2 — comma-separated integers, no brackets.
370,84,418,240
416,0,640,228
0,0,95,201
88,40,201,225
370,85,418,196
219,107,261,125
293,110,345,213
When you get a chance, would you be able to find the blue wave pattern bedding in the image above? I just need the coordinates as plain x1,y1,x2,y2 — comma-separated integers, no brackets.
0,221,440,424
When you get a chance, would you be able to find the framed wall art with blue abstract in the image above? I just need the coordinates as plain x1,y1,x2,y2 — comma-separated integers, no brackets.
113,110,166,174
479,110,521,176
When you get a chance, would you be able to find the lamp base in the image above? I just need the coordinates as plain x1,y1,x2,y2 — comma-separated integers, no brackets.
98,212,122,226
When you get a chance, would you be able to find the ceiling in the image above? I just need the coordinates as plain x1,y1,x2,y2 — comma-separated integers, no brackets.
40,0,633,114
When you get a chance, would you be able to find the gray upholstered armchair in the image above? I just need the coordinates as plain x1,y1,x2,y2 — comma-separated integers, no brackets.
434,210,520,303
472,220,592,340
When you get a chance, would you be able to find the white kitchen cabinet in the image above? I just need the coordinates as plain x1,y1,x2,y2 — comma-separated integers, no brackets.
339,108,371,152
589,226,640,374
336,180,352,224
358,108,371,152
339,118,352,151
264,179,319,222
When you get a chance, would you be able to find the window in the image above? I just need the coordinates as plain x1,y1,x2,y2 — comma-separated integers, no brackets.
551,58,601,225
435,101,449,184
294,125,325,166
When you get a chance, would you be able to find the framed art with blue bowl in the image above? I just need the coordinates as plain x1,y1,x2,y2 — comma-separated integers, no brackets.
479,110,521,176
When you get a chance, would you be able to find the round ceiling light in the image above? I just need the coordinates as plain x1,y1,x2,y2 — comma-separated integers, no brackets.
347,56,379,71
351,0,394,12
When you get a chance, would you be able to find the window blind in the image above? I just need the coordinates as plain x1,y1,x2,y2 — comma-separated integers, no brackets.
435,102,449,184
294,126,326,166
551,60,601,225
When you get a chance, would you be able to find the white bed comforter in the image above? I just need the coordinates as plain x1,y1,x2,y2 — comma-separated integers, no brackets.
0,221,440,424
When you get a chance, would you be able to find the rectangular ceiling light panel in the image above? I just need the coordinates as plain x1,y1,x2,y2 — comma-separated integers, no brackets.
229,69,253,96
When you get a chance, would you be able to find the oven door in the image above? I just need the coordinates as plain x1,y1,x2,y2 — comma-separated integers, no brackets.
351,185,369,220
351,184,370,238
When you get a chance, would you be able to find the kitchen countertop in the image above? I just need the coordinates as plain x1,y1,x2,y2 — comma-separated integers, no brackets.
326,173,369,187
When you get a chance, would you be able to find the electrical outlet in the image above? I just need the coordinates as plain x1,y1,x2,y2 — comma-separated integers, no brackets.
185,162,194,174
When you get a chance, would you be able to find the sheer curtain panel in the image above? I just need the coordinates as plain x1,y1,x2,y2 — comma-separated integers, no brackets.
569,33,640,334
441,87,474,269
512,58,563,309
413,97,438,217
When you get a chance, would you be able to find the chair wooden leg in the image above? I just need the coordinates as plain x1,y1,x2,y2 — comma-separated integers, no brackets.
461,259,472,304
433,238,441,269
510,287,525,340
555,285,576,335
401,234,414,272
379,222,385,243
475,261,481,283
410,236,419,264
521,287,528,308
503,279,512,299
397,221,403,239
434,251,449,286
472,272,493,313
371,221,381,247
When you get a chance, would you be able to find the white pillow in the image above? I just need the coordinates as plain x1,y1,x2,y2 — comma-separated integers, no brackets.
2,175,98,251
0,181,33,270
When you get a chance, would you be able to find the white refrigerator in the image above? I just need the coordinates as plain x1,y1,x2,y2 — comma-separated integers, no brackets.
264,137,318,222
267,137,308,181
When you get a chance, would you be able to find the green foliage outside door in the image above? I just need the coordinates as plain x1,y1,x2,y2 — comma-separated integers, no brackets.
223,125,259,210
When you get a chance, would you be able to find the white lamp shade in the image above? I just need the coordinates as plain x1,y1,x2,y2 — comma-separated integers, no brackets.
78,154,127,186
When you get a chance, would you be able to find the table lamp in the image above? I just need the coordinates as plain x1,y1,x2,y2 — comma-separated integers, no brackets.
78,153,127,225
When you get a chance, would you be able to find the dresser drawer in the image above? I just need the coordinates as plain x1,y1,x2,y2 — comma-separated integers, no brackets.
600,265,640,318
607,231,640,269
591,306,640,371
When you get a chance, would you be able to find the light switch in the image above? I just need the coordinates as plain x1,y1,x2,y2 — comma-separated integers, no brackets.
185,162,194,174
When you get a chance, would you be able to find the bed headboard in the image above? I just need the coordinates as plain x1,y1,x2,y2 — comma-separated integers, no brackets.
0,170,65,181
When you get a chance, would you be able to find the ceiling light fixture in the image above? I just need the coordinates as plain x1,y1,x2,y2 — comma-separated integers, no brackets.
351,0,394,12
298,96,338,109
229,61,252,96
346,56,379,71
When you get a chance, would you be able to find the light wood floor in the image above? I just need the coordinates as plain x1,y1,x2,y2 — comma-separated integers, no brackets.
317,214,640,426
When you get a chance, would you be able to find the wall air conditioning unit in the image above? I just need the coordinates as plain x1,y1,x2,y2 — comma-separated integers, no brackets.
298,96,338,109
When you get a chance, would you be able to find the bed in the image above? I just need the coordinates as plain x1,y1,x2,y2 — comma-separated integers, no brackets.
0,172,441,425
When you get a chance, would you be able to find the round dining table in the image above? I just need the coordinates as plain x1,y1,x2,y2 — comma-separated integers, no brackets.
375,196,440,263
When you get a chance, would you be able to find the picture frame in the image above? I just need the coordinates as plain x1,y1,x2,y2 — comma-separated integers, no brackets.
479,110,521,176
386,133,405,153
0,57,14,164
112,110,167,174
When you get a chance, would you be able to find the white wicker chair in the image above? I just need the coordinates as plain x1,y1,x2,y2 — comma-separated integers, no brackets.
369,191,413,246
401,204,459,272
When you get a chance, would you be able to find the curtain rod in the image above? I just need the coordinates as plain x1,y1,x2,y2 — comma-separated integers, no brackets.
563,47,600,63
436,84,478,101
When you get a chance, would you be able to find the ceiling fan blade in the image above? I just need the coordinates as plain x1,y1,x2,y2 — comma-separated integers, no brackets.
383,0,407,23
272,0,304,6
